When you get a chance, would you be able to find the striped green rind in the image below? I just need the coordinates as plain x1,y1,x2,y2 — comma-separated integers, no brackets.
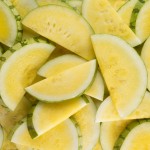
0,37,49,67
1,0,23,46
70,117,83,150
27,103,38,138
27,96,88,138
11,119,79,150
118,0,138,26
72,97,100,150
0,38,54,110
26,60,97,103
130,0,147,32
10,0,38,18
100,120,131,150
113,119,150,149
82,0,141,47
22,5,95,60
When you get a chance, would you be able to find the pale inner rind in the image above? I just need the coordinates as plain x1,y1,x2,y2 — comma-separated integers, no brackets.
120,122,150,150
0,43,54,110
32,97,87,135
26,60,96,102
91,34,147,117
0,1,17,46
11,119,78,150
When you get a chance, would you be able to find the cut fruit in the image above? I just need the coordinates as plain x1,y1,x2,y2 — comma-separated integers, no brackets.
141,36,150,91
38,54,86,77
100,120,131,150
72,97,100,150
0,0,22,47
0,37,50,67
84,71,104,101
26,60,97,102
11,119,79,150
82,0,141,47
96,91,150,122
27,96,87,138
0,42,55,110
114,119,150,150
135,0,150,42
91,34,147,117
10,0,38,18
129,0,146,32
38,54,104,101
118,0,138,26
22,5,95,60
108,0,128,10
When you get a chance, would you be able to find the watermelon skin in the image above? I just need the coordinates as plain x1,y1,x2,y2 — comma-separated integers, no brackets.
0,40,55,110
135,0,150,42
114,119,150,150
22,5,95,60
91,34,147,117
130,0,147,32
26,96,88,138
72,97,100,150
0,0,23,47
11,119,79,150
100,120,131,150
82,0,141,47
118,0,138,26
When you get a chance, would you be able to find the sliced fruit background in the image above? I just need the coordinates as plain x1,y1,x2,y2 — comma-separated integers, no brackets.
0,0,150,149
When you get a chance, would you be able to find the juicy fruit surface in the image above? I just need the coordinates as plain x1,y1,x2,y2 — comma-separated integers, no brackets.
11,119,78,150
100,120,131,150
114,119,150,150
0,0,18,47
120,123,150,150
38,54,86,77
96,91,150,122
129,0,146,32
38,54,104,101
0,0,150,148
22,5,95,60
82,0,141,47
141,36,150,90
91,34,147,117
26,60,96,102
0,43,54,110
73,98,100,150
118,0,138,26
135,0,150,42
28,97,87,137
